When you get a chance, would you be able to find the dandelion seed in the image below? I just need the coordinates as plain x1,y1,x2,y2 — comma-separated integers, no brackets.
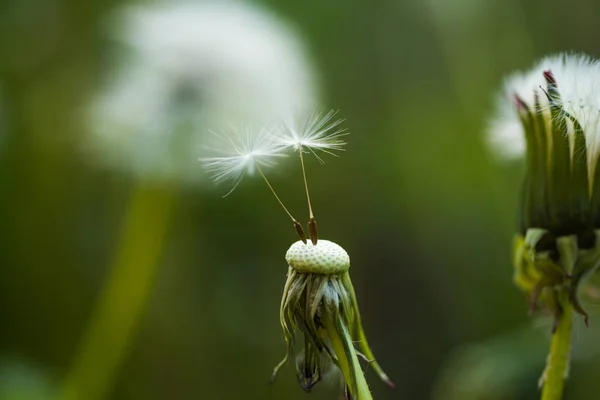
201,124,309,241
273,110,348,243
201,126,286,193
278,110,349,163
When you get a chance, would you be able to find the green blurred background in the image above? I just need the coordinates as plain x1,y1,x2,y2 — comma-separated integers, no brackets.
2,0,600,399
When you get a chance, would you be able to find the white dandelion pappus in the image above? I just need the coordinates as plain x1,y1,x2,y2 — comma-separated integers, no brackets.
278,110,348,163
201,126,286,194
85,0,317,185
489,53,600,170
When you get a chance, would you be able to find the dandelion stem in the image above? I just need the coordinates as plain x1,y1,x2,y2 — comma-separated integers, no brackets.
541,295,573,400
62,183,175,400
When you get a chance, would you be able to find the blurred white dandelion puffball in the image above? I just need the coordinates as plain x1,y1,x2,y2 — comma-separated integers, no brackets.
86,1,317,184
488,53,600,160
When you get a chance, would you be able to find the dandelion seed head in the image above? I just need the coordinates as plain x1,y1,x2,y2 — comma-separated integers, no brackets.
489,53,600,165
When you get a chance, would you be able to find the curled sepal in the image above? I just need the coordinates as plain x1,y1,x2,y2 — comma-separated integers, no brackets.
568,230,600,325
514,228,600,327
513,234,542,294
514,229,565,318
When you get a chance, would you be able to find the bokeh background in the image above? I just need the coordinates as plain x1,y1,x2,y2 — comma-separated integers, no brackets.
2,0,600,399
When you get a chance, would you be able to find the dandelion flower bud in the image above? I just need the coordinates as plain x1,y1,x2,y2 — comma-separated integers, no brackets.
489,52,600,327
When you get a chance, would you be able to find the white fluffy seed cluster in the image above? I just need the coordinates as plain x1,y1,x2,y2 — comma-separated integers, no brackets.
86,1,317,184
285,240,350,274
489,53,600,166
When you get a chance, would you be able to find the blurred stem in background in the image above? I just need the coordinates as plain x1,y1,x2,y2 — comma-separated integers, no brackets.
62,183,176,400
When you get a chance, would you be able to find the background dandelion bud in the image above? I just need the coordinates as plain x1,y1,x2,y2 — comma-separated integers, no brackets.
490,52,600,399
84,0,317,185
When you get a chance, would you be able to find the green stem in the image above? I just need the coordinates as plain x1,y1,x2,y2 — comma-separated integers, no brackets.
62,183,175,400
541,299,573,400
323,312,372,400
